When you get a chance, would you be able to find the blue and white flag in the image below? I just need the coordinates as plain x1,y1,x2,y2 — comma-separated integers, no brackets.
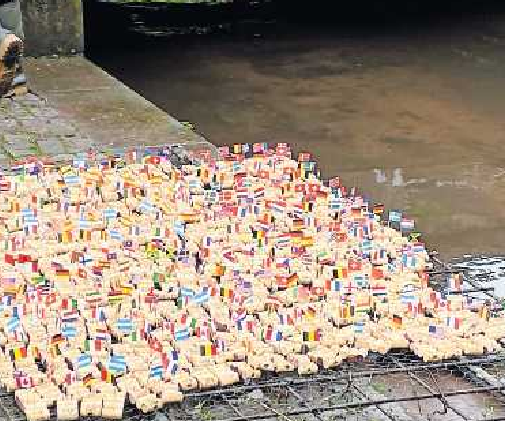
180,287,194,298
77,353,92,370
193,291,209,305
150,364,163,379
6,317,20,333
62,324,77,338
388,211,402,223
174,328,190,341
108,355,126,373
116,318,133,332
108,230,123,241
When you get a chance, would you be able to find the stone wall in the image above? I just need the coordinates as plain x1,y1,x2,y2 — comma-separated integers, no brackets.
21,0,84,57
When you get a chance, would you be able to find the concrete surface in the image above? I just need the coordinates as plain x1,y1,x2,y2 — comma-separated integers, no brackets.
21,0,84,56
0,56,211,168
22,56,208,149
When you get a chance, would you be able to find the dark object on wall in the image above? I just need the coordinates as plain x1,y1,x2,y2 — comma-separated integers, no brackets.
21,0,84,57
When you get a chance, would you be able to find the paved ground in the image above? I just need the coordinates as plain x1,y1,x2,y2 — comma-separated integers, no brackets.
0,91,92,164
0,56,211,166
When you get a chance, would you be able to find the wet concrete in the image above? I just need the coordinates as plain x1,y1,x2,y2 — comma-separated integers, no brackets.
90,2,505,259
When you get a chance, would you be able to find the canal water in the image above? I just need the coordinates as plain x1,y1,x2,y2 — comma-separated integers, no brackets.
89,1,505,259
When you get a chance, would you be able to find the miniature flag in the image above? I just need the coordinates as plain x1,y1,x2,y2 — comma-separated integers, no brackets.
400,218,415,231
200,343,218,357
101,367,113,383
62,324,77,338
108,355,126,373
77,353,92,370
10,347,27,361
174,328,190,341
302,329,321,342
392,315,403,328
6,317,20,333
150,364,163,379
116,318,133,332
14,372,34,389
84,339,102,352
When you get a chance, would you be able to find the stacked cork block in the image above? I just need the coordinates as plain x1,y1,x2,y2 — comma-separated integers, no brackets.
0,144,502,420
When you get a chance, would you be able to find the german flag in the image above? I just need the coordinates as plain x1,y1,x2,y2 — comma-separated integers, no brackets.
51,333,64,346
392,315,403,328
287,273,299,288
200,343,217,357
56,269,70,283
302,201,313,212
304,306,316,319
83,373,94,387
373,203,385,215
9,346,27,361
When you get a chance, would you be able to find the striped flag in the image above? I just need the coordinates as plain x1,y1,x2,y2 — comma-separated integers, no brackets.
6,317,20,333
77,353,92,370
116,318,133,332
150,363,163,379
108,355,126,373
174,328,190,341
62,324,77,338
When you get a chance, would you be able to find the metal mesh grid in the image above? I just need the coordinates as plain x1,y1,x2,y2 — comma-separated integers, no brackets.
0,254,504,420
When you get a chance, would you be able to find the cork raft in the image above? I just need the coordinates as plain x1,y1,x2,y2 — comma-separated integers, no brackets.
0,143,503,420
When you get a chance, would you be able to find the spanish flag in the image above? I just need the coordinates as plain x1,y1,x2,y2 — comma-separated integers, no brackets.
61,231,72,243
200,343,217,357
213,264,225,277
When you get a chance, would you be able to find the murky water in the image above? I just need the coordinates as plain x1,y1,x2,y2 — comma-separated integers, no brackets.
90,2,505,259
